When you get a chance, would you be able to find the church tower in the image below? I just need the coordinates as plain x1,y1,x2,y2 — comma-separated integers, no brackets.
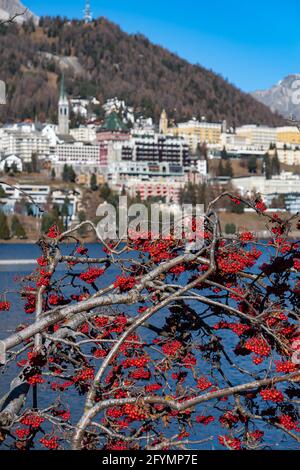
159,109,168,134
58,74,69,135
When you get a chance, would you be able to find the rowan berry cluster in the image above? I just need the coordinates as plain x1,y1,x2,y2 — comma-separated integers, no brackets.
15,428,30,440
196,377,213,391
40,436,59,450
73,367,94,383
218,435,241,450
27,374,45,385
161,340,182,356
278,414,300,431
275,360,297,373
46,225,61,239
122,357,149,368
36,256,48,266
259,388,284,403
0,301,10,311
239,231,255,243
196,415,215,425
114,275,137,292
244,337,271,357
21,413,45,428
145,383,162,393
255,199,267,212
79,267,105,284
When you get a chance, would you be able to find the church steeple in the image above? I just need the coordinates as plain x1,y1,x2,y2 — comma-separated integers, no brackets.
58,74,69,135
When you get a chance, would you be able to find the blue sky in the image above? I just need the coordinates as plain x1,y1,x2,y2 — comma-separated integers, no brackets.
24,0,300,92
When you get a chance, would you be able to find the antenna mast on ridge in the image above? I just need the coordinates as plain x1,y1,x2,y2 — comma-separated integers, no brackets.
84,0,92,23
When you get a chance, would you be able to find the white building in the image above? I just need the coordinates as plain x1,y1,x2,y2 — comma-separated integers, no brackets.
231,173,300,198
106,161,185,186
235,125,277,150
0,183,50,215
277,147,300,166
70,126,97,143
0,129,50,162
0,154,23,172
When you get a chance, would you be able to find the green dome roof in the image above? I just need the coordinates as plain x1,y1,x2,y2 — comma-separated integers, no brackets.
102,112,128,131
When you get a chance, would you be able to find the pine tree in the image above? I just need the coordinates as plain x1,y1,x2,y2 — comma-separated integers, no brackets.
0,212,10,239
11,215,26,239
90,173,98,191
271,150,281,176
224,159,233,177
221,146,228,160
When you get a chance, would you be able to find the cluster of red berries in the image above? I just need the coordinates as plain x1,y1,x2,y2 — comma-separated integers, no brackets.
219,411,239,427
293,259,300,271
37,269,51,288
123,403,146,421
48,294,65,306
145,383,162,393
169,264,185,275
259,388,284,403
122,357,149,368
114,275,137,292
47,225,61,239
93,316,109,327
196,377,213,391
196,415,215,425
21,413,45,428
130,368,151,380
36,256,48,267
217,248,262,275
79,267,105,284
15,428,30,440
214,321,250,337
181,353,197,368
106,440,128,450
248,430,264,441
255,199,267,212
278,414,300,431
245,337,271,357
27,374,45,385
218,435,241,450
0,301,10,311
239,232,255,243
93,348,107,358
161,339,182,356
40,436,59,450
23,288,36,314
275,360,297,373
76,246,88,255
73,367,94,383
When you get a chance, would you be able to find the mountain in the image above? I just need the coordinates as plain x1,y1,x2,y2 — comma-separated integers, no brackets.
0,16,286,126
0,0,38,24
252,75,300,122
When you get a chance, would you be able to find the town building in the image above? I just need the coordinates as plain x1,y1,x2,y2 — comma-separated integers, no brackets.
276,147,300,166
276,126,300,147
231,172,300,198
51,142,101,174
0,154,23,172
58,75,69,136
0,128,50,163
168,118,222,152
235,125,276,149
70,126,97,143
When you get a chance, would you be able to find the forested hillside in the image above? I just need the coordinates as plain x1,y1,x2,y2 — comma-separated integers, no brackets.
0,16,286,126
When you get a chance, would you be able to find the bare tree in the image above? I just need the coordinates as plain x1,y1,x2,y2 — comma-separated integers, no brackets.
0,192,299,451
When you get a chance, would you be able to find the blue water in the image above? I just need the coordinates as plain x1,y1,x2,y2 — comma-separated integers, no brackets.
0,243,299,450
